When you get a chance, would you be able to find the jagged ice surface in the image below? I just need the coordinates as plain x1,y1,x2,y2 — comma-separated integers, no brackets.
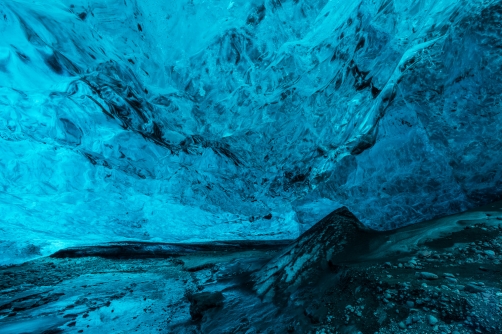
1,0,502,264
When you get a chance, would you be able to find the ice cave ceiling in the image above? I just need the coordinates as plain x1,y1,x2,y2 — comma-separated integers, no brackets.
1,0,502,263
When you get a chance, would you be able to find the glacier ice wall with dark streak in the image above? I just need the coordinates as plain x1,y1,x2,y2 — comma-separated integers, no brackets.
1,0,502,263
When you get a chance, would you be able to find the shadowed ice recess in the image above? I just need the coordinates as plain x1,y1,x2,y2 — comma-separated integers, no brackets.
1,0,502,264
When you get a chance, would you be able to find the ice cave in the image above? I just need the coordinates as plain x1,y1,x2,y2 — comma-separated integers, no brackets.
1,0,502,333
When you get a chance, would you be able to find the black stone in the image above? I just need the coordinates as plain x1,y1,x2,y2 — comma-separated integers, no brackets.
187,291,224,321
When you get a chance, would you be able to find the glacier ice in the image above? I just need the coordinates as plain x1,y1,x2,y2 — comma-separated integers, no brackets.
1,0,502,264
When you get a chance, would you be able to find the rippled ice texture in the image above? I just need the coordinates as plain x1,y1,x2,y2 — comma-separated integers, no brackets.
1,0,502,264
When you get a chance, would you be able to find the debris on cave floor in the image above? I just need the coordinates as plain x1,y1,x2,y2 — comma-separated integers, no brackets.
308,223,502,334
1,202,502,333
283,203,502,334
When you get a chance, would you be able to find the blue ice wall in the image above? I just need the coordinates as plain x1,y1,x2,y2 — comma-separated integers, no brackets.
1,0,502,264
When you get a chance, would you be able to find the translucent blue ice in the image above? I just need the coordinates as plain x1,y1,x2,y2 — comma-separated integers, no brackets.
1,0,502,264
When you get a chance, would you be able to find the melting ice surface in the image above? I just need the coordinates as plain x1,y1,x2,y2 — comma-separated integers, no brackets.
1,0,502,264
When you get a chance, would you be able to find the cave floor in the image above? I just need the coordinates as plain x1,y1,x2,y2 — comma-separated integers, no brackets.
1,203,502,334
0,247,284,334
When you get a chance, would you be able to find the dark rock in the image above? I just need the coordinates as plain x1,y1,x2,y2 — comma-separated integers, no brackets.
464,284,485,293
187,291,224,321
427,315,438,325
416,272,439,280
484,250,495,258
304,302,328,324
253,206,376,298
417,251,432,258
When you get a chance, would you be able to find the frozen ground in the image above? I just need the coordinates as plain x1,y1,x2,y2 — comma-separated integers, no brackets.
1,201,501,333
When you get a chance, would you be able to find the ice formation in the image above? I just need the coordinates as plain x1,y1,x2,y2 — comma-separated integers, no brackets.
1,0,502,264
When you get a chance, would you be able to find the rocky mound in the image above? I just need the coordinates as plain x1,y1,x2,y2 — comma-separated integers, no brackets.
253,206,374,300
